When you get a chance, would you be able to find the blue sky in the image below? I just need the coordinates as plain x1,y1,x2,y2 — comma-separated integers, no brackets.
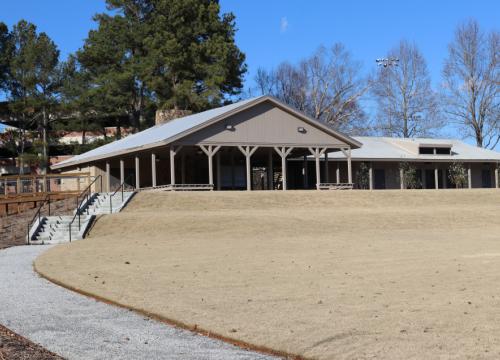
1,0,499,145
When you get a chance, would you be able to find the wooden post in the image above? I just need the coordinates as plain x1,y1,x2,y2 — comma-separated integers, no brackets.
324,152,329,183
200,145,221,189
467,163,472,189
400,167,405,190
495,164,499,189
216,151,221,191
303,155,309,189
106,161,111,192
434,166,439,189
274,147,293,191
135,156,140,189
268,148,273,190
151,153,157,188
308,147,327,190
120,159,125,185
170,147,176,185
16,177,21,194
369,162,374,190
341,148,352,184
237,146,258,191
42,176,47,193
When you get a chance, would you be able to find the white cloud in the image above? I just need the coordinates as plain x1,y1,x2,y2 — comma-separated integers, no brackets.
280,17,289,33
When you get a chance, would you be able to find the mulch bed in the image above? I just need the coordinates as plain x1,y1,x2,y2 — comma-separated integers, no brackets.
0,324,63,360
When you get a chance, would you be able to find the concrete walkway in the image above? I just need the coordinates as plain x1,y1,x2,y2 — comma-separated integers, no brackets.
0,246,276,360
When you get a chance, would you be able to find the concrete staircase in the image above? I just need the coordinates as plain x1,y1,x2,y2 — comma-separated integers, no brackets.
29,215,94,245
79,191,135,215
28,191,135,245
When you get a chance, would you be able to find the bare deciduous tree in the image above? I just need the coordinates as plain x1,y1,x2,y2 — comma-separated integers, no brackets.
442,19,499,149
371,40,441,138
255,43,370,135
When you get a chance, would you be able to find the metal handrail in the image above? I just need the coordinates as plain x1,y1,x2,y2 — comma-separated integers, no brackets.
109,174,134,213
26,193,51,245
68,175,103,242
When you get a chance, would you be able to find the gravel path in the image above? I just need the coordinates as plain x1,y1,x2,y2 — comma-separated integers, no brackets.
0,246,276,360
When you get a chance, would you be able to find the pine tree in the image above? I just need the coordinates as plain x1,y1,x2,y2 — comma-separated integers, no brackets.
6,20,60,174
75,0,246,131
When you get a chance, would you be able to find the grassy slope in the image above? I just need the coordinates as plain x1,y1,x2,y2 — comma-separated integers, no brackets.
36,190,500,359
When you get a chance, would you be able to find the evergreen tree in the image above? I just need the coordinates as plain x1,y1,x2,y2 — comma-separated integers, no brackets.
0,22,11,93
6,20,60,174
75,0,246,131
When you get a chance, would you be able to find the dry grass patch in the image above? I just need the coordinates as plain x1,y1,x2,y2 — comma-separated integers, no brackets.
35,190,500,359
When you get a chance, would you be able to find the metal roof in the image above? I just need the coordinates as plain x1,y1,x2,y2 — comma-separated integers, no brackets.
325,136,500,162
52,96,362,169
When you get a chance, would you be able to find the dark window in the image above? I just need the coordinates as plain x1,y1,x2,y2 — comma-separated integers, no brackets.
435,147,451,155
419,147,434,154
482,170,492,188
425,170,435,189
374,169,386,189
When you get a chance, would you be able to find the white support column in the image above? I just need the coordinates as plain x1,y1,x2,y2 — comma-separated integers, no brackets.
434,166,439,189
341,147,352,184
120,159,125,185
200,145,221,189
336,162,340,183
135,155,140,189
399,167,405,190
237,146,258,191
495,164,499,189
106,161,111,192
151,153,157,188
369,162,373,190
170,147,176,185
308,147,327,190
468,163,472,189
268,148,273,190
216,151,221,191
274,147,294,191
324,152,329,183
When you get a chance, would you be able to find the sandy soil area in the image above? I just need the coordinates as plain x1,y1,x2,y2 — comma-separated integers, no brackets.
36,190,500,359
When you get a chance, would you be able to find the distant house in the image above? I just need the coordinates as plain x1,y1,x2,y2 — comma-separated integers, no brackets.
325,137,500,189
55,127,134,145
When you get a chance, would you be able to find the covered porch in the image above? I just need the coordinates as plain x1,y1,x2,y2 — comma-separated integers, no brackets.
97,144,354,192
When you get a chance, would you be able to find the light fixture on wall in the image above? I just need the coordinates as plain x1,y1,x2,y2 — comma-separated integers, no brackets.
225,124,235,131
297,126,306,133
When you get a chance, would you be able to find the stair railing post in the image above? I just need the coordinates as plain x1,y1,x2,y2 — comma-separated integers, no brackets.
69,223,71,242
27,223,30,245
110,194,113,213
48,196,51,216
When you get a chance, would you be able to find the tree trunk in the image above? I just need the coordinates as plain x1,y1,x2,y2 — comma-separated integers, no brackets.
41,106,48,175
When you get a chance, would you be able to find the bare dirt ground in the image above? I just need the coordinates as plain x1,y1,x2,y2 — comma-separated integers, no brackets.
0,324,63,360
35,190,500,359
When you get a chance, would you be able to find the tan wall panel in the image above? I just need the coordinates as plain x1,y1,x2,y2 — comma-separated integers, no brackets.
179,102,350,147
